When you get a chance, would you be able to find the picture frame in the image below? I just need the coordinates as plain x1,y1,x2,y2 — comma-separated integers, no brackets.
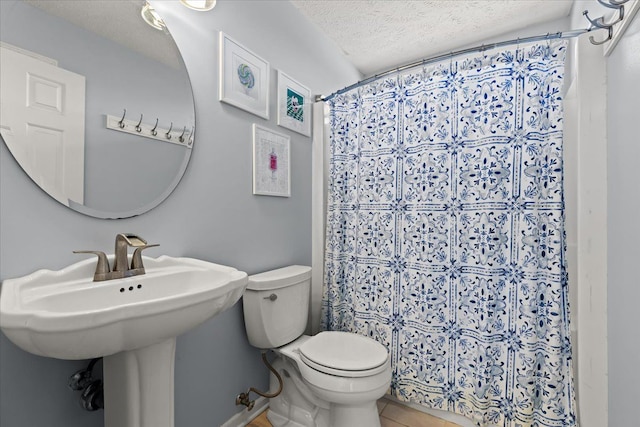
253,124,291,197
277,70,311,137
219,32,270,119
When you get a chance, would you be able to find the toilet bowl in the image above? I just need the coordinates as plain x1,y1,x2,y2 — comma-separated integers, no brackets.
242,266,392,427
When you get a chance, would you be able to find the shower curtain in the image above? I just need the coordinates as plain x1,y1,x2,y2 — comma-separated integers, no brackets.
322,41,576,426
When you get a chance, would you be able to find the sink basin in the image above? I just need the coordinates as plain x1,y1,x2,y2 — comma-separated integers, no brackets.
0,255,247,360
0,255,248,427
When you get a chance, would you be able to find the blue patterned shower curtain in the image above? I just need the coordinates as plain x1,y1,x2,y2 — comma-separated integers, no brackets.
322,41,576,426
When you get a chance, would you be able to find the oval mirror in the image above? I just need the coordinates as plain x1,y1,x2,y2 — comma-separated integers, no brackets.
0,0,195,218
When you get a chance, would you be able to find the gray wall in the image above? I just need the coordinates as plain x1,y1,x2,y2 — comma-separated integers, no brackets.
0,1,360,426
607,11,640,427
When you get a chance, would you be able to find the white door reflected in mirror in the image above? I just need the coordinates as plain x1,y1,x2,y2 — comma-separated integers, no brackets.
1,44,86,206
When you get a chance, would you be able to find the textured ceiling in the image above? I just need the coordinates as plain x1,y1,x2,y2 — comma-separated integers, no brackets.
291,0,575,76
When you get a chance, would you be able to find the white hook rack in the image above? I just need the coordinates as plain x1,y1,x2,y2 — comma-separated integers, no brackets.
105,113,193,149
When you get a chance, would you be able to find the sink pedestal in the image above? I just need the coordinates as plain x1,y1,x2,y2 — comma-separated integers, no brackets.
103,338,176,427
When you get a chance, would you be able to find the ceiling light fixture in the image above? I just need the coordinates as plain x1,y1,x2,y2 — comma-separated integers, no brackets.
141,2,166,31
180,0,217,11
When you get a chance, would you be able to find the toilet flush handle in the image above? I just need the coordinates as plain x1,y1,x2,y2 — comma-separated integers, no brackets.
263,293,277,301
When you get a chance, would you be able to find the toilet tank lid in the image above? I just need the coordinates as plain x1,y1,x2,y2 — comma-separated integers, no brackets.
247,265,311,291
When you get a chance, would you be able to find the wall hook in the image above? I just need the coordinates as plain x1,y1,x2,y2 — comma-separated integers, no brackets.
583,8,615,45
595,0,625,26
151,118,159,136
582,3,621,46
583,10,609,29
598,0,626,8
188,126,195,146
589,25,614,45
106,114,192,148
583,0,627,42
118,109,127,129
135,114,143,133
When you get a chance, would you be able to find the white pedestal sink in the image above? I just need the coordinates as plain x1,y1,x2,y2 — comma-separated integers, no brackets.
0,256,248,427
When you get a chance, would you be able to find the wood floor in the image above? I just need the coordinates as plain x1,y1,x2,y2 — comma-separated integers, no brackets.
246,399,462,427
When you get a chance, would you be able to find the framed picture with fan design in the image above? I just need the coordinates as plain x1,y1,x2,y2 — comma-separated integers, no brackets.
219,32,269,119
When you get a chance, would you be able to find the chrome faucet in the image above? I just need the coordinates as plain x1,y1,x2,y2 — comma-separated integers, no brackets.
75,233,159,282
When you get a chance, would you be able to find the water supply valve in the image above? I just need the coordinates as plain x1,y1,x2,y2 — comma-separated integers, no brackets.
235,392,255,410
234,351,283,411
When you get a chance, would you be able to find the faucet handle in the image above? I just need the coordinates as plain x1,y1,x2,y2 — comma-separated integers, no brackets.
73,251,110,281
131,244,160,270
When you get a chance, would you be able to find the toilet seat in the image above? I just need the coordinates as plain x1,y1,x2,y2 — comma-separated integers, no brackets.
298,331,389,378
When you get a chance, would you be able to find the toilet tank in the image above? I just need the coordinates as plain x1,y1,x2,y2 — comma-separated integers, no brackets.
243,265,312,349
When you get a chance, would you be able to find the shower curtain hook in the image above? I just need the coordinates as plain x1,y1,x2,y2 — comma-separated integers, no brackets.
545,32,551,52
479,44,488,64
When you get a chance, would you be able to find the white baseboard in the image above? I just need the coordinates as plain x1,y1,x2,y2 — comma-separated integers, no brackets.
219,397,269,427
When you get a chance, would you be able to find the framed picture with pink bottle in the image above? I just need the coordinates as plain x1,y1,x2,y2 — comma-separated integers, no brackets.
252,124,290,197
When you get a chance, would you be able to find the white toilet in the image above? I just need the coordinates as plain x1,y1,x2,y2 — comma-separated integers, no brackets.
243,265,392,427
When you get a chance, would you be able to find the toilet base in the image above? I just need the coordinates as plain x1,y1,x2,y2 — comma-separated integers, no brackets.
266,409,328,427
331,401,380,427
265,357,328,427
266,355,382,427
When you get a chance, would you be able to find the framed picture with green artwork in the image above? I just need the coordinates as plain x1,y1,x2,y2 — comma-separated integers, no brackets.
277,70,311,137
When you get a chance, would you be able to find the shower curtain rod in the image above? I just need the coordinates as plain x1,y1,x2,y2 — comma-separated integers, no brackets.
316,28,592,102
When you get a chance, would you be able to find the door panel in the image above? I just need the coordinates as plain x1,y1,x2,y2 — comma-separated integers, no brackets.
0,45,85,205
